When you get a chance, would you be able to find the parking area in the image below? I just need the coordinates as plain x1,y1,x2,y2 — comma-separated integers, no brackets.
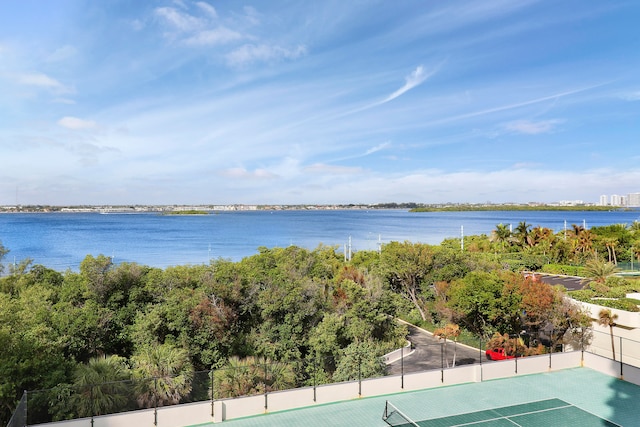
536,273,586,291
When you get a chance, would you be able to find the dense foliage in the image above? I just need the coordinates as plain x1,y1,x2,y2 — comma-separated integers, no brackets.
0,245,408,423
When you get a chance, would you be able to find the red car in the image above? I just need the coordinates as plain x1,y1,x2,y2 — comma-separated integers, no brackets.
485,348,515,361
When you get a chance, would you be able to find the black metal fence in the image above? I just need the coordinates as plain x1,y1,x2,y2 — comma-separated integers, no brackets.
12,327,640,427
6,330,577,427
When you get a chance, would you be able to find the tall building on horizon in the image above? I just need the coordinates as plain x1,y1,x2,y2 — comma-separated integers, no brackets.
611,194,622,206
628,193,640,207
599,195,608,206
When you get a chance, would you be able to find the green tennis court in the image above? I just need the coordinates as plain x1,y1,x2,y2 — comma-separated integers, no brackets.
383,398,620,427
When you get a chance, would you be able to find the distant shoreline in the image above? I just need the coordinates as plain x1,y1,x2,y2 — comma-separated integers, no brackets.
1,203,638,214
410,205,636,213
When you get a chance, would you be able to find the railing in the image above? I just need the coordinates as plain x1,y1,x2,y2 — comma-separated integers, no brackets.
10,328,640,427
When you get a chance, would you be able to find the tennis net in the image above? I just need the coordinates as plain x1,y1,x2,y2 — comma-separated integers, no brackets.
382,400,420,427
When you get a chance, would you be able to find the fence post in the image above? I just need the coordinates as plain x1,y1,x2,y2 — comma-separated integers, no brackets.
264,361,268,412
313,357,317,402
90,386,94,427
357,353,362,397
479,337,483,382
400,345,404,389
549,330,553,369
580,327,584,366
620,336,624,379
214,369,216,420
154,377,158,426
440,343,444,383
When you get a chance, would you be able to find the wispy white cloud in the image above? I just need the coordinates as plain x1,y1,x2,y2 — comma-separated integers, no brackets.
218,167,278,180
130,19,145,31
304,163,363,175
427,83,607,127
195,2,217,18
155,6,205,33
241,6,260,26
45,45,77,63
345,65,439,116
382,65,432,103
226,44,307,67
503,119,564,135
52,98,76,105
185,27,243,46
364,142,391,155
620,90,640,101
58,116,98,130
154,2,246,47
16,72,66,90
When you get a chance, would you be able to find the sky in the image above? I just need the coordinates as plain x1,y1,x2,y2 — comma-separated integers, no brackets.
1,0,639,206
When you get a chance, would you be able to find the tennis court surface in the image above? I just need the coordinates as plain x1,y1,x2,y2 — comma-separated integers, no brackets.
383,398,619,426
196,368,639,426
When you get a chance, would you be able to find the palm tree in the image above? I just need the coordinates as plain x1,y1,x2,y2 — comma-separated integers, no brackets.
570,225,595,260
434,323,461,367
132,343,194,408
581,257,620,285
631,242,640,270
514,221,532,248
601,237,619,264
70,355,132,417
490,223,513,253
598,309,618,361
212,356,296,398
529,226,555,255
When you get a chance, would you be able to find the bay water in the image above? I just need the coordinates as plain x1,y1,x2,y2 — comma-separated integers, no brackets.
1,209,639,272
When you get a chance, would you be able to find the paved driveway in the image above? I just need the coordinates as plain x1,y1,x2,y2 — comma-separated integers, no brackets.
536,273,586,291
387,322,483,375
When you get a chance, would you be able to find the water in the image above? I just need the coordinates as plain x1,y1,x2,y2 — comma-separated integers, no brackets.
1,209,639,271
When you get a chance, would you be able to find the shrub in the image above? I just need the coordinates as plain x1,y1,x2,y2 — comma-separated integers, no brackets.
569,290,595,302
541,264,584,276
594,298,640,312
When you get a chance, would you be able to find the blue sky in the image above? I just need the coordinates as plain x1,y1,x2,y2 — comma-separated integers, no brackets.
1,0,639,206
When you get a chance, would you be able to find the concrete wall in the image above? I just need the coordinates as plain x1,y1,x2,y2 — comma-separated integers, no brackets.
382,341,412,364
582,351,640,387
576,300,640,330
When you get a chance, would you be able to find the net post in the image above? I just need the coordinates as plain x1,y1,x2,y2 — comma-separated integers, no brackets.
382,401,420,427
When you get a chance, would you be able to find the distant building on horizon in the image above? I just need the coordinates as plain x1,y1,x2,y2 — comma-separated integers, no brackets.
628,193,640,207
597,193,640,207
